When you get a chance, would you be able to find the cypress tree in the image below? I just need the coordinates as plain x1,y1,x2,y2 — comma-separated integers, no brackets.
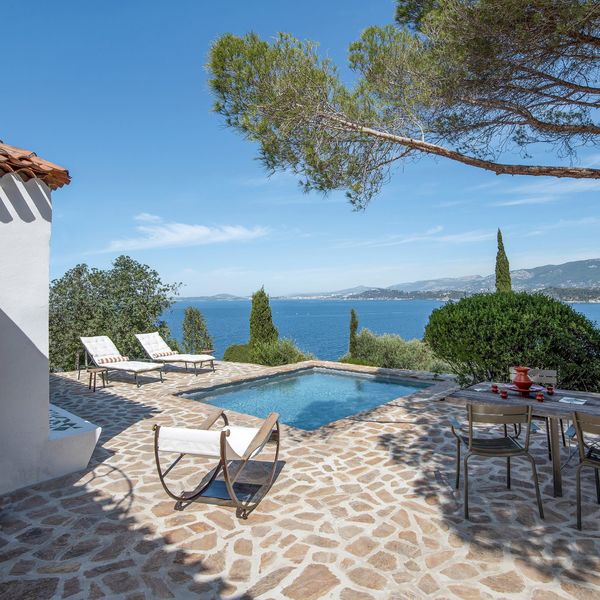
182,307,214,353
495,228,512,292
249,287,278,345
349,309,358,357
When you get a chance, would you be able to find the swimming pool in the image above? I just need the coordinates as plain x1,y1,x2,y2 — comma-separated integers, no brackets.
184,368,431,431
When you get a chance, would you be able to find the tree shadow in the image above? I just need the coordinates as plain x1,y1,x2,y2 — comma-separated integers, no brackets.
50,374,163,464
374,392,600,585
0,463,255,599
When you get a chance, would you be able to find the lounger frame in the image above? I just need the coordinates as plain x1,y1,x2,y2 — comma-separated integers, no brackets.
79,345,163,388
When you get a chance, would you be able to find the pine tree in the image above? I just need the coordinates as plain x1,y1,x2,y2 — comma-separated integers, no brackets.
495,228,512,293
349,309,358,357
182,307,213,353
249,287,278,345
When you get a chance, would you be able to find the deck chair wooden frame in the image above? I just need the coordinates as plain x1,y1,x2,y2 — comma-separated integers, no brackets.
153,411,280,519
573,411,600,530
451,403,544,520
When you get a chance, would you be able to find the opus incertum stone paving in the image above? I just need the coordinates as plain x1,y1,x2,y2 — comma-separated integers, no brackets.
1,361,599,599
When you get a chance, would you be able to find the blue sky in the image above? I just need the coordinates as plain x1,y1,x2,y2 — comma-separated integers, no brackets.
4,1,599,296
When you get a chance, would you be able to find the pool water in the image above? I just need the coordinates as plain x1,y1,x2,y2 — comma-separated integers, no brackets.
185,368,430,431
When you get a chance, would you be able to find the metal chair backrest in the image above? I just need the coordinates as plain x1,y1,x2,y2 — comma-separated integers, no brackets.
467,403,533,450
509,367,557,386
573,411,600,463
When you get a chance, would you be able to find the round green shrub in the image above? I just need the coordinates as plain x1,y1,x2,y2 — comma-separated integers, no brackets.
223,339,312,366
250,338,313,366
424,292,600,391
223,343,253,363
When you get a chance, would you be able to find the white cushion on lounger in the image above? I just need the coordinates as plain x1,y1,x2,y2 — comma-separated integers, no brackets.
158,425,260,460
136,332,174,358
108,361,162,373
166,353,215,363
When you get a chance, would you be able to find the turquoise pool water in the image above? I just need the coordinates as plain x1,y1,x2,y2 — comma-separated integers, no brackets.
185,368,430,431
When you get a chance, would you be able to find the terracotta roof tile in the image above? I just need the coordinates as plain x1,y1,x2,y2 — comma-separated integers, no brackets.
0,142,70,189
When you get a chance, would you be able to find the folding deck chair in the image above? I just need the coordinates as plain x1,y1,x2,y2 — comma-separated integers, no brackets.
153,411,280,519
136,331,216,375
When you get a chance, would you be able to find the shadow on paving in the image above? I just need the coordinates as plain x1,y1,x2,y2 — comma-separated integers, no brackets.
0,464,252,599
50,373,164,464
357,378,600,589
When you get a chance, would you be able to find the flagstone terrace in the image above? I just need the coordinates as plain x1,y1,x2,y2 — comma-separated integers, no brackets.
1,361,599,599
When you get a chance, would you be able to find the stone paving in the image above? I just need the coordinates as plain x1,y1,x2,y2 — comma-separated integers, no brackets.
1,360,599,600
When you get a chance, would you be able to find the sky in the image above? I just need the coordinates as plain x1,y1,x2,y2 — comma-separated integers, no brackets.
4,1,599,296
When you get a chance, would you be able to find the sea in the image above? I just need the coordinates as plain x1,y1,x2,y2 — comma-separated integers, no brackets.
162,299,600,361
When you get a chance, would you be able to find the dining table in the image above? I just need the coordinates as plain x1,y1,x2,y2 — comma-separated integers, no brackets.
445,382,600,497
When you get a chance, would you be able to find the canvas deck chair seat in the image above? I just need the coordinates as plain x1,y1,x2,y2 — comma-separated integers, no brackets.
153,411,280,519
136,331,215,374
80,336,163,387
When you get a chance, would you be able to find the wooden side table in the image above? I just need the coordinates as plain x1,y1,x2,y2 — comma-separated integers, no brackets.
88,367,108,392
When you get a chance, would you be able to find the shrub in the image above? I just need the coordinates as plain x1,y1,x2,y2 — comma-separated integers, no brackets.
182,307,213,353
250,338,313,366
223,339,312,366
249,287,278,345
424,292,600,391
340,329,449,373
223,344,253,363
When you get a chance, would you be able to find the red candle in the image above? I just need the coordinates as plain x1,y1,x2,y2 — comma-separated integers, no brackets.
536,392,544,402
491,384,498,393
500,389,508,399
547,385,554,395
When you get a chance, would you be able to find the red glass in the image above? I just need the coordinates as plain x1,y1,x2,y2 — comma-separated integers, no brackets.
547,385,554,395
536,392,544,402
491,384,498,393
500,389,508,399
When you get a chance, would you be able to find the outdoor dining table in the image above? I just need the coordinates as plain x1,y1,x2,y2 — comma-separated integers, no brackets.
445,382,600,498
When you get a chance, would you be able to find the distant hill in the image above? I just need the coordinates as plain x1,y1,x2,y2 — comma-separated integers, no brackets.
177,293,247,301
388,259,600,293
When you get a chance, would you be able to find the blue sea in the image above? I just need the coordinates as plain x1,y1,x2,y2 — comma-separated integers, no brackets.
162,299,600,361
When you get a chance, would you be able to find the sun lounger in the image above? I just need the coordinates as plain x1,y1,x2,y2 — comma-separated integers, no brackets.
80,335,163,387
153,411,280,518
136,331,215,374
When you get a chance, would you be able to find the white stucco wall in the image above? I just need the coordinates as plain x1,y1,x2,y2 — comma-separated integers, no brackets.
0,173,53,493
0,173,100,494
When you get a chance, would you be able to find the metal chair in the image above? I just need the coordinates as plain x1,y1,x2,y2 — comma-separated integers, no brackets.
451,403,544,520
573,411,600,530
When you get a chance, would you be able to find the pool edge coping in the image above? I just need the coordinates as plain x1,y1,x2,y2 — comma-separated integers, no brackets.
174,360,458,436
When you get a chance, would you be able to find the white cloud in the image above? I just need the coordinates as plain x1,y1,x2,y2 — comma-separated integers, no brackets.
524,216,600,237
134,212,162,222
490,178,600,208
493,195,557,207
104,219,268,252
338,225,494,249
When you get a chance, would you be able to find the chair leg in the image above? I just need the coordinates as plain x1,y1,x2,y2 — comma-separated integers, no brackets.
463,453,471,520
576,463,583,530
595,468,600,505
545,419,552,461
455,439,461,490
506,456,511,490
560,419,566,447
525,453,544,519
